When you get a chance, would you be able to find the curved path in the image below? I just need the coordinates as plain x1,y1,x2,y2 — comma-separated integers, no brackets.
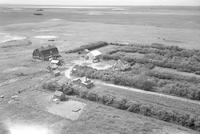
65,66,74,79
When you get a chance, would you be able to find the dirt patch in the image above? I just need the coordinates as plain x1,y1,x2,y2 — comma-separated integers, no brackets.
47,100,86,120
88,61,114,70
72,59,114,70
89,63,112,70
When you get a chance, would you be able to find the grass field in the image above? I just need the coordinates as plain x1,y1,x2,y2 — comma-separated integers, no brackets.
93,82,200,115
0,5,200,134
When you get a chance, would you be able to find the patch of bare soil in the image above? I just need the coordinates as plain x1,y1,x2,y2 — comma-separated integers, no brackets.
47,100,86,120
72,58,114,70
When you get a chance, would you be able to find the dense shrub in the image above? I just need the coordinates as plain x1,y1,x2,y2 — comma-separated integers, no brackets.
111,97,128,110
100,42,200,74
72,65,156,91
133,75,155,91
87,91,99,102
62,84,74,95
194,116,200,131
42,80,62,91
147,70,200,83
101,94,115,105
160,83,200,100
126,101,141,113
103,52,200,74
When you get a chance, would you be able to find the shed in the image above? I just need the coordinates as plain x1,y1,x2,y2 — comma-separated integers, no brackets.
53,90,65,101
113,59,131,71
86,50,102,61
51,60,60,64
32,45,59,61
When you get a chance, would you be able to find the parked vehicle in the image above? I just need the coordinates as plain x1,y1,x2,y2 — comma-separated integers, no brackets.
72,77,94,88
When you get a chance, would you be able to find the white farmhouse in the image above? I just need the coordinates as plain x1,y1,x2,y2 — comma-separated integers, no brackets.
86,50,102,62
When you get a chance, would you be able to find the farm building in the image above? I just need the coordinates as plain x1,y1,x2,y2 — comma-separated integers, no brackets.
113,59,131,71
72,77,94,88
32,45,59,61
86,50,102,62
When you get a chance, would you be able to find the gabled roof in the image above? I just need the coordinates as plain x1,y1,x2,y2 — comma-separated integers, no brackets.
51,60,59,64
88,50,102,56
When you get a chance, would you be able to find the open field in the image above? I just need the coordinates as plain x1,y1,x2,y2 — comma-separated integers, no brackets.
0,5,200,134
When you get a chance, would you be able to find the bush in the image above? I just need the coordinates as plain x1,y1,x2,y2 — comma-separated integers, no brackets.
111,97,128,110
147,70,200,83
87,91,98,101
194,116,200,131
79,88,89,99
42,80,62,91
126,101,141,113
101,94,115,105
160,82,200,100
139,104,153,116
62,84,74,95
133,75,156,91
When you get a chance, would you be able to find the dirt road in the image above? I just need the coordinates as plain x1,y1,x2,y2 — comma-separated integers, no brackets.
65,65,200,106
95,81,200,106
64,66,74,79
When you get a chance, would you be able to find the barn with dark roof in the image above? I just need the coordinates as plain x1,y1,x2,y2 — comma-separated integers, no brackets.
32,45,59,61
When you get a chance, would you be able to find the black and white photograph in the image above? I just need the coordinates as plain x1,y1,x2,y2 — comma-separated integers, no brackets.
0,0,200,134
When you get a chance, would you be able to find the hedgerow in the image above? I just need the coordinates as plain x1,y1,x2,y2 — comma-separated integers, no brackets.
71,65,200,100
98,42,200,74
102,52,200,74
42,79,200,131
159,82,200,100
72,65,156,91
147,70,200,83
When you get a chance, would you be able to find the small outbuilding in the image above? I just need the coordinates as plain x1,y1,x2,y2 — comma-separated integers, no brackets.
32,45,59,61
53,90,66,101
72,77,94,89
113,59,131,71
86,50,102,62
